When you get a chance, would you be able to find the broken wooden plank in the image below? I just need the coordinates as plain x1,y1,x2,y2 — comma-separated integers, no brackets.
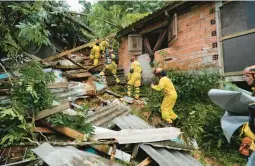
137,157,151,166
48,82,69,89
131,144,140,160
67,72,92,79
54,65,80,69
42,33,116,62
41,121,86,140
63,69,86,76
31,127,56,133
35,101,70,120
65,56,88,70
0,141,115,148
88,63,103,72
106,89,123,98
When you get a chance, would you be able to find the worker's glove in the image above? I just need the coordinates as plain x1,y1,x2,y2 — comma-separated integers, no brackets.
100,71,105,76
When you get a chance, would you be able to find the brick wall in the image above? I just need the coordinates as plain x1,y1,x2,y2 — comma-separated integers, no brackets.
155,2,219,71
118,2,219,74
118,36,130,74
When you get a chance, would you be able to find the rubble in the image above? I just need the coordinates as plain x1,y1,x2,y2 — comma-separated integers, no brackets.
0,42,201,166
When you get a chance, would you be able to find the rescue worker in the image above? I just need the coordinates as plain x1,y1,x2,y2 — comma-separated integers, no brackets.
127,56,142,100
151,68,178,127
90,39,101,66
99,49,120,84
243,65,255,96
100,39,110,55
239,65,255,156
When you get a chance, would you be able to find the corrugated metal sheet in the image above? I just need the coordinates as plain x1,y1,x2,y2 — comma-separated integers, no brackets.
87,101,131,128
93,127,181,144
32,143,121,166
113,114,202,166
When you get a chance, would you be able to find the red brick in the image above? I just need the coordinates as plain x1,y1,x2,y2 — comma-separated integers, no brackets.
178,34,187,40
190,46,202,52
183,38,192,44
187,21,196,27
196,39,207,45
191,35,201,42
179,55,189,60
187,31,196,38
191,14,200,20
200,22,211,29
195,29,206,35
210,14,215,20
196,18,205,24
208,36,217,42
191,24,201,31
179,24,188,31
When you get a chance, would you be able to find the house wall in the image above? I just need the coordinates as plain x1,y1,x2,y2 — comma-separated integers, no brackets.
118,36,130,74
118,2,219,75
154,2,219,71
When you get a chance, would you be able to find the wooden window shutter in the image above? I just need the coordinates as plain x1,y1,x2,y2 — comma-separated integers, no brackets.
168,13,177,46
128,34,142,55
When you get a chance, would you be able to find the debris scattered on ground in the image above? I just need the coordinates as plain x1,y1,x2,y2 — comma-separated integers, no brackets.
0,41,201,166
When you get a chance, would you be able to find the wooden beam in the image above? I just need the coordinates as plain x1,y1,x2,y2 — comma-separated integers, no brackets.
106,89,123,98
31,127,56,133
137,157,151,166
88,63,104,72
224,71,243,76
131,144,140,160
35,101,70,120
140,21,169,35
1,141,115,148
221,28,255,41
64,56,88,71
42,33,116,62
41,121,86,140
48,82,69,89
54,65,81,70
67,72,92,79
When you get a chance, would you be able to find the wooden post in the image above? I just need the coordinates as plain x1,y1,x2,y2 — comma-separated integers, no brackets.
137,157,151,166
35,101,70,120
64,55,88,71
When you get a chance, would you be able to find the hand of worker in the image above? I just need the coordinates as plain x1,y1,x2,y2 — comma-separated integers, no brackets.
151,84,154,88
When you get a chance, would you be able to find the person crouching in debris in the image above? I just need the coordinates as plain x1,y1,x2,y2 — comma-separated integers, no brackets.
151,68,178,127
100,48,120,84
90,39,101,66
127,56,142,100
239,65,255,156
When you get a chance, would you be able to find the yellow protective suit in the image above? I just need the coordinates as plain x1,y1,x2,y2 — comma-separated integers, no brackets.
100,54,120,83
90,45,101,66
152,76,178,123
127,60,142,99
100,40,110,54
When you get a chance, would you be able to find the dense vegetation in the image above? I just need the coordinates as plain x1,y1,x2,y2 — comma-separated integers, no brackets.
79,1,167,37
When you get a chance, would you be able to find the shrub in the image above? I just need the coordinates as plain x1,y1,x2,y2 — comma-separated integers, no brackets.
142,70,246,165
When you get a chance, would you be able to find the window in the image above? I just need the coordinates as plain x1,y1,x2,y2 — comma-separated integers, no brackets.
128,34,142,55
168,13,177,46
